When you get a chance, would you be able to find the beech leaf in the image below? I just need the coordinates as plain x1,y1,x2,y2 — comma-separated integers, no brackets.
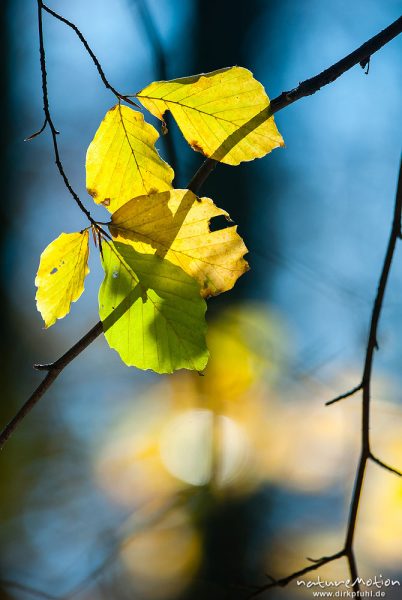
86,105,174,213
109,189,249,298
35,231,90,328
99,241,209,373
136,67,284,166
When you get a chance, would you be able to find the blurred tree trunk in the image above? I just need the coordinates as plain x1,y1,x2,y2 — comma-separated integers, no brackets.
178,2,281,598
0,0,14,409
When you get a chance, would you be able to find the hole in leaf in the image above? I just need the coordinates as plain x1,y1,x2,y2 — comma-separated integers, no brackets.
50,268,58,275
112,271,119,279
209,214,233,232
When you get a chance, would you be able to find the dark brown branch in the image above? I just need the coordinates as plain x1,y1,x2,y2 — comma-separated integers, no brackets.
370,453,402,477
25,117,47,141
247,551,345,598
0,322,102,449
248,157,402,597
325,382,362,406
344,156,402,590
36,0,103,231
190,14,402,193
42,3,139,109
1,15,401,458
270,15,402,112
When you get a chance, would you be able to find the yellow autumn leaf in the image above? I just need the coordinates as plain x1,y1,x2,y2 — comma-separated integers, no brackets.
136,67,284,166
35,231,90,327
86,105,174,213
109,189,249,298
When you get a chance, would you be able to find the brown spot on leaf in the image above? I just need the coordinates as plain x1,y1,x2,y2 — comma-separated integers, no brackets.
161,121,168,135
189,140,204,154
102,198,111,207
87,188,98,199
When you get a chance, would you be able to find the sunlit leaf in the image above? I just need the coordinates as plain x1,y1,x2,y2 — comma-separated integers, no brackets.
137,67,284,166
86,105,174,213
109,189,249,298
99,241,209,373
35,231,90,327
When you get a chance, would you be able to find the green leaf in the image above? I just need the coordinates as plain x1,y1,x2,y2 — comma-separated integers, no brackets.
99,241,209,373
86,105,174,213
136,67,284,166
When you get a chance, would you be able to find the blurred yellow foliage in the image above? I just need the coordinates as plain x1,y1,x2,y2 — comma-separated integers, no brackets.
93,304,402,598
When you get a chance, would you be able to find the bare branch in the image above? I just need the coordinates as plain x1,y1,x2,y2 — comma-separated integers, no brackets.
325,382,362,406
190,15,402,192
370,453,402,477
36,1,98,229
271,16,402,111
0,322,102,450
247,551,345,598
245,157,402,597
342,156,402,588
24,117,48,141
42,3,139,108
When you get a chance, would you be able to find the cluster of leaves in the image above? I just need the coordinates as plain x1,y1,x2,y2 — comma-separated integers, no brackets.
35,67,284,373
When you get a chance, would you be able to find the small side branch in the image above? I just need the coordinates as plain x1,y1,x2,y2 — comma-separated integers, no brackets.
36,0,103,231
246,158,402,597
42,3,139,108
370,453,402,477
247,551,345,598
0,322,102,450
326,382,362,406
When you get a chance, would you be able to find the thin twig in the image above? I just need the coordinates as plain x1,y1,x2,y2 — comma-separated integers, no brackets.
250,157,402,597
344,156,402,592
247,551,345,598
0,322,102,449
36,1,108,237
325,382,363,406
42,3,139,108
25,117,47,141
370,453,402,477
1,15,401,458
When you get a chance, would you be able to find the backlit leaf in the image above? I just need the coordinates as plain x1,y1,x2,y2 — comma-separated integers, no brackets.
86,105,174,213
109,189,249,298
99,241,209,373
35,231,90,327
136,67,284,166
